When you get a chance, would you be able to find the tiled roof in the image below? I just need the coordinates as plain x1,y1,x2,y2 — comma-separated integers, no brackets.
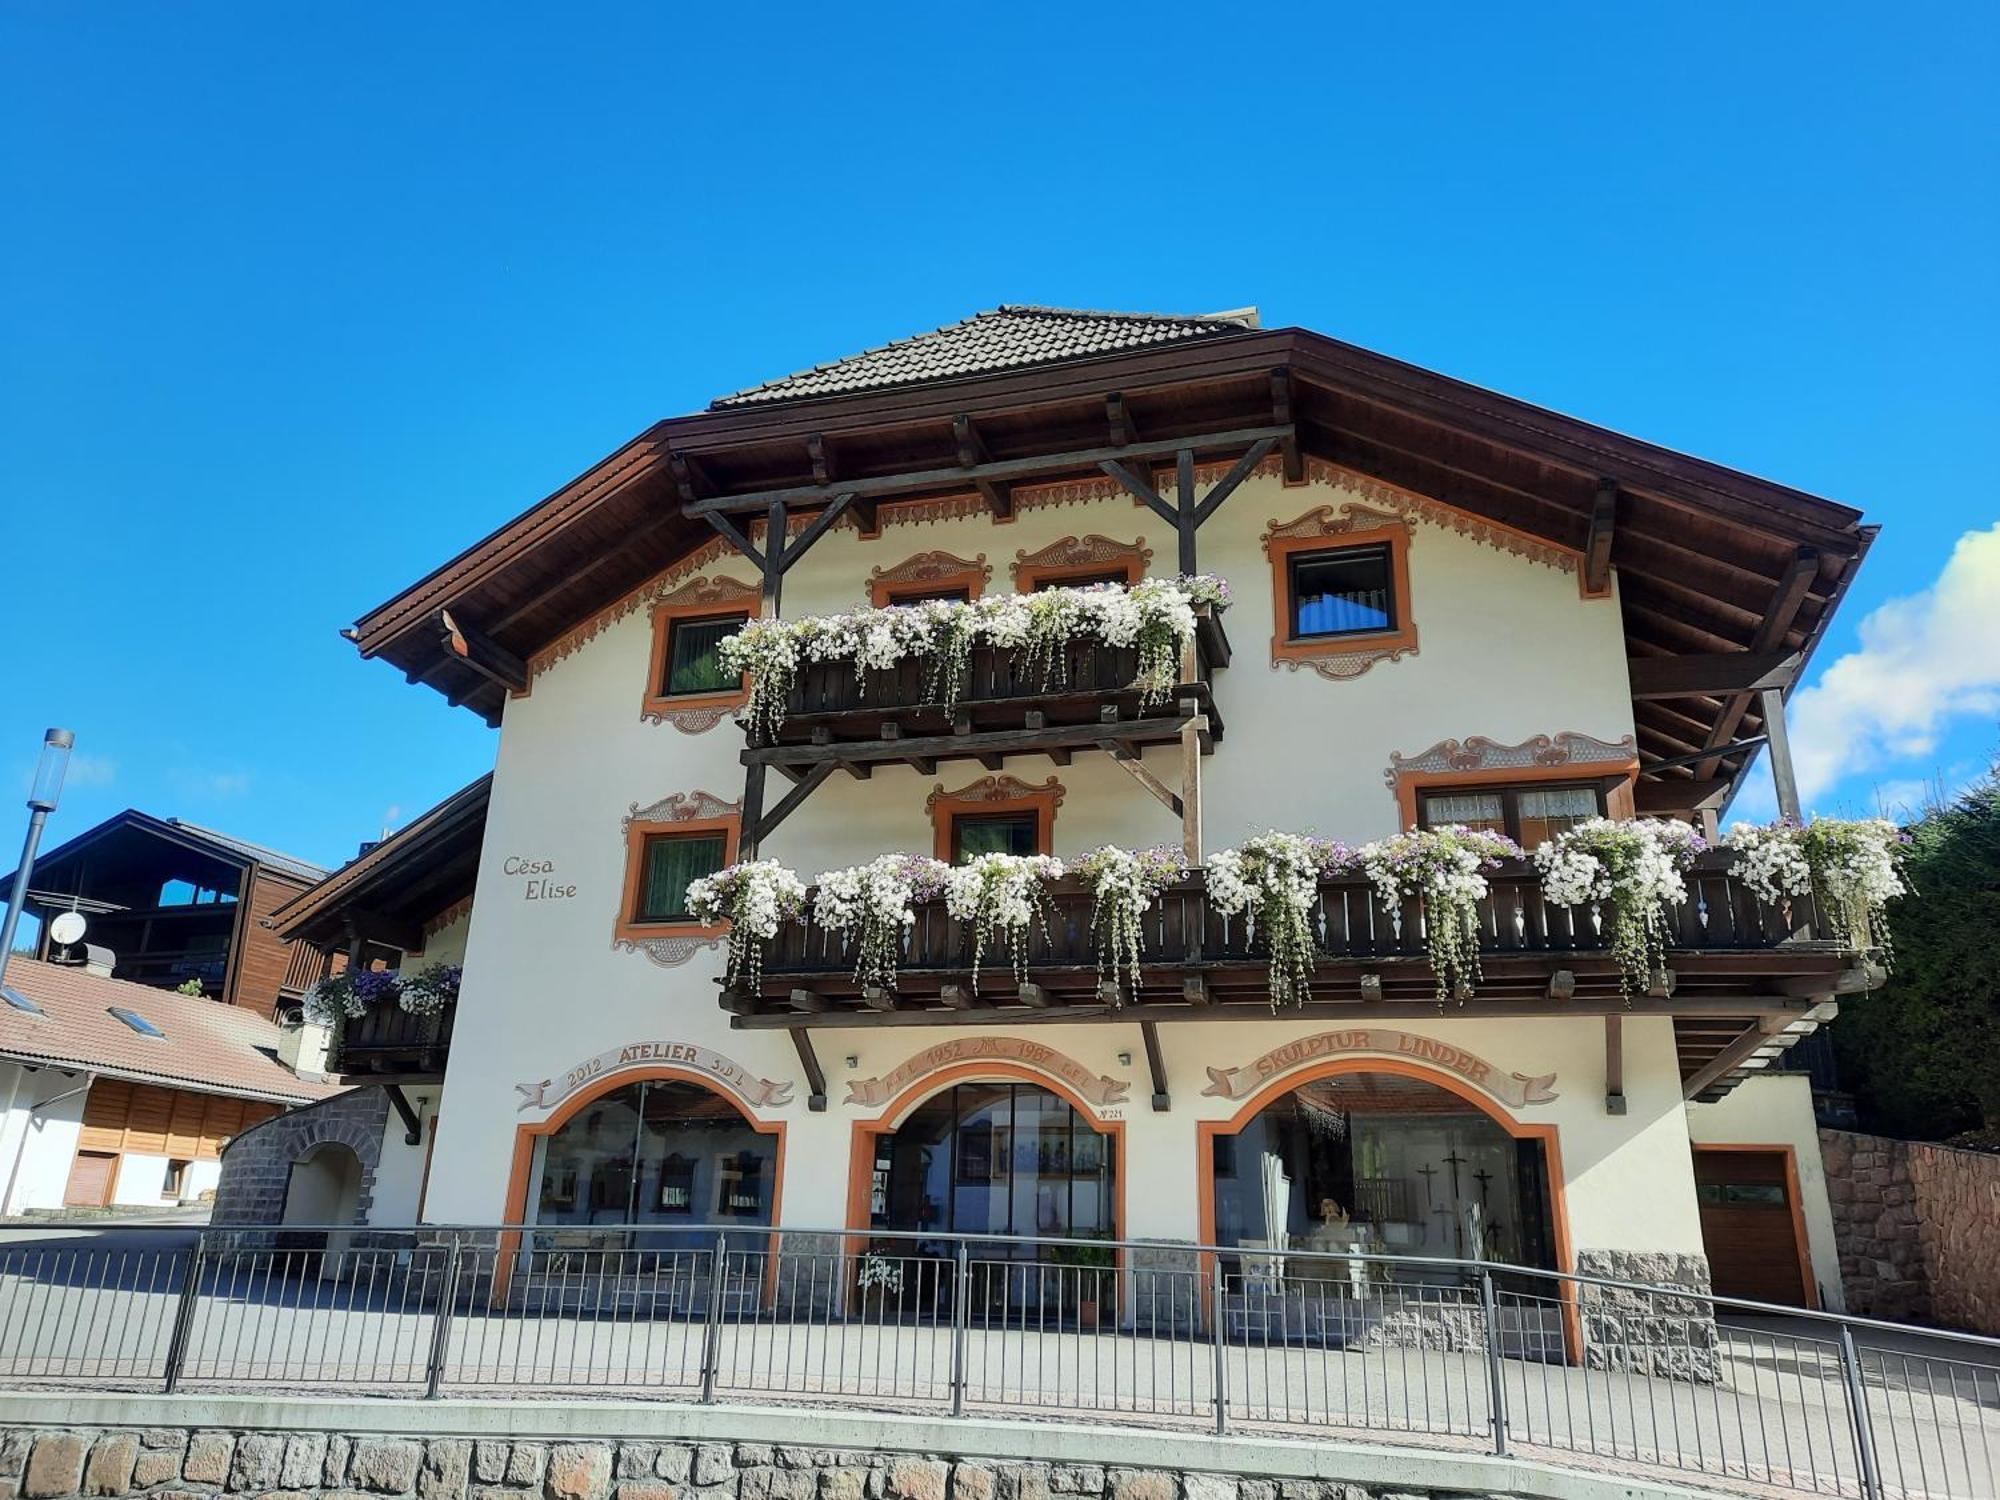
0,956,343,1105
711,305,1259,409
166,819,328,883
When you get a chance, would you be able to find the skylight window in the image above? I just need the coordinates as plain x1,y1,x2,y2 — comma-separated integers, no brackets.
109,1006,165,1039
2,986,44,1016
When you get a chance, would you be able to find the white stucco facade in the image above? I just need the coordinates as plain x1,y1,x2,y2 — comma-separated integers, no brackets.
402,465,1743,1287
0,1062,91,1214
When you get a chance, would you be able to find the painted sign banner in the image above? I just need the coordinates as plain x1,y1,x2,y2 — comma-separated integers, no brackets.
846,1037,1131,1110
517,1041,794,1113
1200,1030,1558,1109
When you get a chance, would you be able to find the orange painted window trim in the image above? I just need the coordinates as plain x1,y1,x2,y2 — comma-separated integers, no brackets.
613,814,740,945
643,600,754,722
1690,1142,1820,1311
1393,761,1641,832
1267,523,1417,667
842,1060,1127,1257
498,1065,787,1301
868,554,991,608
927,778,1062,862
1194,1055,1579,1357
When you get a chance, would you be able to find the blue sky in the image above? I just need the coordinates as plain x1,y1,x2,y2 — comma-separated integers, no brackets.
1,3,1995,877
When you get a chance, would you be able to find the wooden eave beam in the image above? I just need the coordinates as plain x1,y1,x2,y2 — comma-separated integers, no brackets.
1681,1015,1789,1100
1628,650,1802,700
1270,368,1303,483
1694,548,1822,779
1632,778,1732,816
436,609,528,694
681,424,1294,518
1584,480,1617,595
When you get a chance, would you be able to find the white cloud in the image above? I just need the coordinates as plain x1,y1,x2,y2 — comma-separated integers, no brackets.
1787,523,2000,807
173,768,252,800
64,753,118,788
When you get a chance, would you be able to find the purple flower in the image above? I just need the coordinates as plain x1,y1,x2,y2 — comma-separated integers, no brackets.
351,968,399,1002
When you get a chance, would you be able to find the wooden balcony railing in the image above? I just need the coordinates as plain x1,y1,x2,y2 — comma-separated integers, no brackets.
745,607,1230,760
330,999,455,1081
728,852,1852,1022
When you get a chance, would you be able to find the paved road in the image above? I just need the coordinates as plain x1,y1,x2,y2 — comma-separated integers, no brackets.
1,1237,1995,1499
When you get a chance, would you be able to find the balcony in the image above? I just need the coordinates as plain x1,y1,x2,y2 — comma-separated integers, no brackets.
330,999,455,1082
742,607,1230,774
723,852,1855,1025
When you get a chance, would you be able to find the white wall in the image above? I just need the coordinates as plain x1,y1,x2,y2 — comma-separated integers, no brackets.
0,1064,91,1214
422,469,1693,1262
368,1087,437,1225
1686,1072,1842,1309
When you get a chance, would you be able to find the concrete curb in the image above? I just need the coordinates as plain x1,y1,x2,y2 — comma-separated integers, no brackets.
0,1391,1729,1500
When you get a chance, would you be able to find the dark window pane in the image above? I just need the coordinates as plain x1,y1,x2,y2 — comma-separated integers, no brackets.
665,615,746,696
888,586,973,605
1291,545,1394,638
953,814,1039,861
639,833,727,921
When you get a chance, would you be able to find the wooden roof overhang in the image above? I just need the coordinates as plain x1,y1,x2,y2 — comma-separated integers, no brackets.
269,774,490,955
350,327,1872,813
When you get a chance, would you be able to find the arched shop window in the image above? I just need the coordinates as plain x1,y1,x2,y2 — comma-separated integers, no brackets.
871,1082,1114,1259
1211,1070,1555,1276
529,1078,776,1243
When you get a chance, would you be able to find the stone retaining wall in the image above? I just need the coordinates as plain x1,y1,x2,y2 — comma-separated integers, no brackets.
1,1429,1494,1500
211,1088,389,1227
1820,1128,2000,1334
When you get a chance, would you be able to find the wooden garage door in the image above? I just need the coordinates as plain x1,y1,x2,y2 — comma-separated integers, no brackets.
63,1151,117,1207
1694,1148,1809,1307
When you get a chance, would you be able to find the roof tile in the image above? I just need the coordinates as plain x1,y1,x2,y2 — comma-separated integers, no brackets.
0,956,342,1104
711,305,1256,409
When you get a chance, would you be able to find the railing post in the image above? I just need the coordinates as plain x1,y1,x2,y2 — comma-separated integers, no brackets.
423,1234,463,1400
1838,1321,1884,1500
1210,1253,1229,1435
1478,1266,1508,1457
699,1232,728,1404
161,1235,208,1394
951,1241,970,1418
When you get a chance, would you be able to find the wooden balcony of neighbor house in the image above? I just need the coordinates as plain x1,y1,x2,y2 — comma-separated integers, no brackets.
742,606,1231,776
328,998,456,1083
723,853,1870,1099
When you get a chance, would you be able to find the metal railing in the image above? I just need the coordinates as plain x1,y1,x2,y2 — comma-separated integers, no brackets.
2,1223,1995,1500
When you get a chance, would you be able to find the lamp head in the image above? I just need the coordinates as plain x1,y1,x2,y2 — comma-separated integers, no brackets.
28,729,74,813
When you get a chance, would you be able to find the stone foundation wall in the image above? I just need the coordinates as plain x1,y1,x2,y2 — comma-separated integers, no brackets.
1572,1250,1718,1382
1,1428,1493,1500
1822,1127,2000,1333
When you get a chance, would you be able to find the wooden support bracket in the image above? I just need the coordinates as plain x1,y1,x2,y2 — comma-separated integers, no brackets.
1604,1015,1626,1116
384,1084,423,1146
436,609,528,694
1140,1020,1170,1112
790,1028,828,1112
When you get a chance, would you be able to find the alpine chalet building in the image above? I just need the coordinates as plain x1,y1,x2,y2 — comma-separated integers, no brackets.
312,306,1877,1321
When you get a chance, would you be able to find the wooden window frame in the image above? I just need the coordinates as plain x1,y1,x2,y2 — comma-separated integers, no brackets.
615,814,740,944
1412,777,1625,846
643,600,753,722
1397,766,1638,834
1014,556,1145,592
868,551,991,608
926,776,1062,862
1268,525,1417,668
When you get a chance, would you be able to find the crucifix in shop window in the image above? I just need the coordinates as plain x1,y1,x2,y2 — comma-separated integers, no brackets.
1416,1162,1438,1208
1472,1167,1494,1208
1441,1148,1468,1198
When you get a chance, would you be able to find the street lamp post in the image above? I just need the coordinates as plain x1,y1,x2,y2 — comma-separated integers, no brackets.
0,729,76,974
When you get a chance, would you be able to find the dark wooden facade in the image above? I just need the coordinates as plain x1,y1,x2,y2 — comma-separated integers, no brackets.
13,812,324,1020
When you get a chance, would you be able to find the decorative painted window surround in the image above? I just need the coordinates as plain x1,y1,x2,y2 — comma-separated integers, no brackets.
1010,534,1153,592
643,575,761,731
925,774,1064,861
614,790,742,959
867,550,993,608
1262,505,1418,680
1384,732,1640,831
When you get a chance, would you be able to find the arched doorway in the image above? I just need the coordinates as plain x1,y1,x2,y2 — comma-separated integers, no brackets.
527,1076,778,1241
1203,1067,1561,1281
281,1141,364,1278
862,1077,1119,1325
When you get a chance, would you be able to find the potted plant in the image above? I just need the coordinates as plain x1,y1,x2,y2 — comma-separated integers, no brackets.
1053,1233,1116,1330
855,1250,903,1320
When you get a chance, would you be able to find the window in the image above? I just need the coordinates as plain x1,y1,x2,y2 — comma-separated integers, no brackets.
1418,783,1603,848
635,832,728,922
951,812,1041,862
661,614,747,698
162,1159,189,1198
1030,570,1128,592
108,1006,166,1039
884,585,972,606
1290,544,1395,639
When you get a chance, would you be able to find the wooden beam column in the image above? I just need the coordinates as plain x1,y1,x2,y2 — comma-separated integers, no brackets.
790,1029,828,1112
1100,436,1281,577
1760,685,1803,824
1604,1016,1626,1116
1140,1021,1170,1112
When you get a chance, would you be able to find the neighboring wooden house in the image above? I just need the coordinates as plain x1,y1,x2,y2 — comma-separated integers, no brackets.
10,811,329,1019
